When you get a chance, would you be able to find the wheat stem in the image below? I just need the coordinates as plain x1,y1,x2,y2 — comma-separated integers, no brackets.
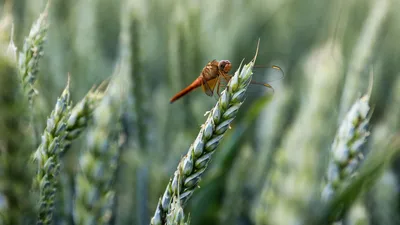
338,0,389,120
151,42,259,225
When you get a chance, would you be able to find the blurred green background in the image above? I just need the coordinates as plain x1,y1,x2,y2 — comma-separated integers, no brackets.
0,0,399,224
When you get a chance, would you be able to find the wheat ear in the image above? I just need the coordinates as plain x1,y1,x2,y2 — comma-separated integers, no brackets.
73,67,127,225
151,41,260,225
63,83,106,152
32,77,71,225
17,2,49,104
322,92,371,202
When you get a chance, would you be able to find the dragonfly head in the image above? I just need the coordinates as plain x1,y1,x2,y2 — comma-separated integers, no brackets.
218,60,232,74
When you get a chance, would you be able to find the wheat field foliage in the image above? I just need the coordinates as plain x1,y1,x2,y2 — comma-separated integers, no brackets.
0,0,399,225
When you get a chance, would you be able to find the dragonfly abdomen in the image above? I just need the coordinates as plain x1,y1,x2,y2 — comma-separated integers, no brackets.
170,77,203,103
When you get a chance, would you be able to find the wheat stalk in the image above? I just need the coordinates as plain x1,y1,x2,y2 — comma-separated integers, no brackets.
338,0,388,120
32,77,71,225
150,41,260,225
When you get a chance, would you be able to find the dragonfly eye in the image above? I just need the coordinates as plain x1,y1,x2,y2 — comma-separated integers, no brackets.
218,60,232,73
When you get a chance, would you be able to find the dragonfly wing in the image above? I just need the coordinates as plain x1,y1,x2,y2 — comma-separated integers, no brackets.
216,73,232,94
201,77,218,97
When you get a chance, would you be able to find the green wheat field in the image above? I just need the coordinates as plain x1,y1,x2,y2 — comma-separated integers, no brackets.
0,0,399,224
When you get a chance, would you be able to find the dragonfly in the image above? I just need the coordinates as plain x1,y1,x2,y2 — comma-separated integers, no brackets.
169,59,283,103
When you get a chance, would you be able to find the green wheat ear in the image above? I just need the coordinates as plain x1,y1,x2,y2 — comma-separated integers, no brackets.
151,41,260,225
73,66,127,225
321,80,372,223
32,76,71,225
17,1,49,104
63,82,107,153
166,196,190,225
322,93,372,202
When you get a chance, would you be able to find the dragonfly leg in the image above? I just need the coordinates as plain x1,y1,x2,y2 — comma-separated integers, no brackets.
216,81,221,97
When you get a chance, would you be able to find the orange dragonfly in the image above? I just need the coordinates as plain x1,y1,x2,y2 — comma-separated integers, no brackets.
169,59,283,103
